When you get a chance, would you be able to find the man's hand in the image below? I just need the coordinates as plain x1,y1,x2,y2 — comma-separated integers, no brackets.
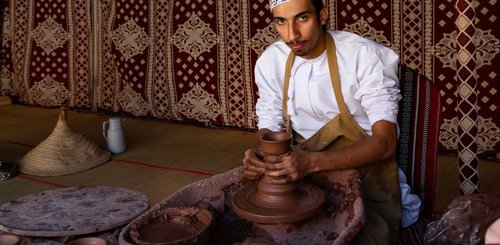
242,148,266,180
242,128,273,180
263,146,311,184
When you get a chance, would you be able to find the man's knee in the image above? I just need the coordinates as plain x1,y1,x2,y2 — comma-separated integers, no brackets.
350,209,392,245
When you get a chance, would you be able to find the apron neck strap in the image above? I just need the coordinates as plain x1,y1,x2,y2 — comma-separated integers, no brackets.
282,33,350,133
324,33,350,115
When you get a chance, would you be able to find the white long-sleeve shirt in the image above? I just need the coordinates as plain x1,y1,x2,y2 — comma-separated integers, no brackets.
255,30,401,139
254,30,421,227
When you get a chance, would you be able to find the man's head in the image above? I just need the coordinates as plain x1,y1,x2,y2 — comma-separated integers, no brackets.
270,0,325,26
270,0,328,59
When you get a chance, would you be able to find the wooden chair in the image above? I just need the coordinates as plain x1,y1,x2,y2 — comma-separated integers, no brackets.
396,65,442,244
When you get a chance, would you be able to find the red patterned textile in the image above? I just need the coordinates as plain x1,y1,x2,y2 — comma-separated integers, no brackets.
1,1,499,194
395,65,442,243
1,0,93,107
455,0,480,195
398,216,434,245
96,0,272,128
397,65,441,217
2,0,499,155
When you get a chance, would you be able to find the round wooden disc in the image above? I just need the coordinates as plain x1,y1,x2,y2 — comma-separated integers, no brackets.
0,186,149,237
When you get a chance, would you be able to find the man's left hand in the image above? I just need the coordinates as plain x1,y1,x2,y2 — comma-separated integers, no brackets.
263,147,311,184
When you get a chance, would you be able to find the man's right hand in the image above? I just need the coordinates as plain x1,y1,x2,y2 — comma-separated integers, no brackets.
242,148,266,180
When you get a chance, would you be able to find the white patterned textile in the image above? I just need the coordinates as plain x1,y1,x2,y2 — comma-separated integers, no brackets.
269,0,291,11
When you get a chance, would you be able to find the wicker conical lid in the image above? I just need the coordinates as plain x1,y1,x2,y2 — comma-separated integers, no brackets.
19,107,111,176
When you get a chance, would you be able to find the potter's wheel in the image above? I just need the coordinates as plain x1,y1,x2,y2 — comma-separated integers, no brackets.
232,181,325,224
119,167,365,245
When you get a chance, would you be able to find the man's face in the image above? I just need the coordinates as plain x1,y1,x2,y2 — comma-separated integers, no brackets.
272,0,327,59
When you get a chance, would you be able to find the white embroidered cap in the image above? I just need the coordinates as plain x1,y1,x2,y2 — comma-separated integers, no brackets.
269,0,291,11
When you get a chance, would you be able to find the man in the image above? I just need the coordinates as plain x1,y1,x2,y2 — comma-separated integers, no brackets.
243,0,410,244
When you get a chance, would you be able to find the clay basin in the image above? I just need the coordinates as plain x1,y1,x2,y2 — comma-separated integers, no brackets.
128,206,213,245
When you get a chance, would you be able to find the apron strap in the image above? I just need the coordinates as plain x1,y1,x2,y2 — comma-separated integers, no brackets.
283,52,295,133
325,34,350,116
282,33,350,133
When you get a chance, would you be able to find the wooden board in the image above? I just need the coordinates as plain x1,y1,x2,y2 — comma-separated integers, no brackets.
0,186,149,237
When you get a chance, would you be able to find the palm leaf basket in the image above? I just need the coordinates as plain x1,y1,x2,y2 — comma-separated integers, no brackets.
19,107,111,176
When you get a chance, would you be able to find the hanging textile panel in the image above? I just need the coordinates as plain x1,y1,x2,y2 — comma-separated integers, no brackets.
327,0,500,154
96,0,277,129
2,0,500,153
0,0,93,108
433,1,500,155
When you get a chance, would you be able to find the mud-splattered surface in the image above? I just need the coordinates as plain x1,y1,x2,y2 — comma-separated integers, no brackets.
0,186,149,237
119,167,364,245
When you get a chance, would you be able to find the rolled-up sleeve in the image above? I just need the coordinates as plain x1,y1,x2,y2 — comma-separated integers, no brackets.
254,57,285,132
354,45,401,126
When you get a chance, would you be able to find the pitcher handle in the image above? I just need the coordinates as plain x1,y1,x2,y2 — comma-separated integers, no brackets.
102,121,109,141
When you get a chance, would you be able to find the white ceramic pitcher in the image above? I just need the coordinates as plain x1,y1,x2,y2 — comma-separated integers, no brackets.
102,117,126,154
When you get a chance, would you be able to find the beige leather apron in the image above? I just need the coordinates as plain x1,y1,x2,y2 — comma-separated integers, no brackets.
282,34,402,244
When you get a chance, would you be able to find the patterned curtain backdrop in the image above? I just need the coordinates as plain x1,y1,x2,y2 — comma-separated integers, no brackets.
0,0,93,107
96,0,275,128
1,0,500,154
455,0,479,195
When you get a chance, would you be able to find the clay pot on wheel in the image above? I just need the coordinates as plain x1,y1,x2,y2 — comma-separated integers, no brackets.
232,131,325,224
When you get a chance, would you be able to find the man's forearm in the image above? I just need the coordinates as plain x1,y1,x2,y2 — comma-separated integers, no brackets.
307,120,397,172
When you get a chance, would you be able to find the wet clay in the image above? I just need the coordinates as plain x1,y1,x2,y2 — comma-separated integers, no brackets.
129,207,212,245
119,167,365,245
232,132,325,224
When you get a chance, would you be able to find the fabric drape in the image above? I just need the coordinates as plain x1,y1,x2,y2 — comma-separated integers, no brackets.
455,0,480,195
1,1,499,193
